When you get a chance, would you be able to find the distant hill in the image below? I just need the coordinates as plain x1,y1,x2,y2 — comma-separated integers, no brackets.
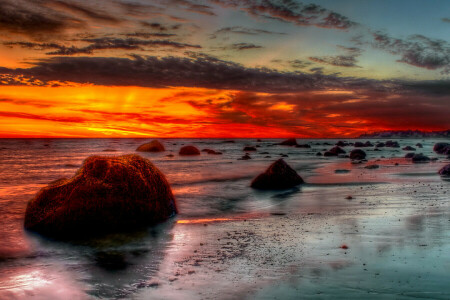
358,130,450,139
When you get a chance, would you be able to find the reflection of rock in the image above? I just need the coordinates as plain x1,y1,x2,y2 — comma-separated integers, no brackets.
350,149,366,160
179,145,200,155
24,154,177,238
251,159,303,190
324,146,345,156
364,164,379,169
136,140,165,152
438,164,450,176
279,138,298,146
412,153,430,163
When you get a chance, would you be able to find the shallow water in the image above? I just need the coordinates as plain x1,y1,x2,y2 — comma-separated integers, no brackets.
0,138,449,299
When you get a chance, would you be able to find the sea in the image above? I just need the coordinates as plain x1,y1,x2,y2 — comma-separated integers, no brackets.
0,138,449,299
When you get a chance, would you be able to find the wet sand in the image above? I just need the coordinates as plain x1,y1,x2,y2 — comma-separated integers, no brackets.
0,138,449,299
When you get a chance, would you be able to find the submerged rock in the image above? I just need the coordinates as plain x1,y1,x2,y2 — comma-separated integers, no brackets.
24,154,177,238
179,145,200,155
239,154,252,160
251,159,303,190
202,148,222,155
385,140,400,148
243,146,257,151
278,138,298,146
136,140,165,152
402,146,416,151
349,149,366,160
295,144,311,148
438,164,450,176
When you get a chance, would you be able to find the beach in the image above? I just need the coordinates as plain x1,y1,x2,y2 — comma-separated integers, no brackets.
0,138,449,299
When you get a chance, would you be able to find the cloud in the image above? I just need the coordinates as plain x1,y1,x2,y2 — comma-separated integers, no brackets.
1,53,448,100
4,38,201,55
46,0,121,24
210,26,285,39
442,17,450,23
371,32,450,74
212,0,357,30
0,0,80,37
309,45,363,67
216,43,263,50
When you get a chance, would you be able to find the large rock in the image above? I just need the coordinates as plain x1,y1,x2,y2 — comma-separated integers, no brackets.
324,146,346,156
251,159,303,190
433,142,450,154
438,164,450,176
279,138,298,146
24,155,177,238
136,140,165,152
179,145,200,155
350,149,366,160
402,146,416,151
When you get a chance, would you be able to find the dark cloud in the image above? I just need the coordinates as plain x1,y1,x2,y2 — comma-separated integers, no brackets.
46,0,121,24
1,54,448,100
216,43,263,50
372,32,450,74
0,0,80,37
210,26,285,38
288,60,311,69
212,0,357,30
309,45,363,67
4,38,201,55
140,22,181,31
166,0,216,16
123,32,177,38
442,17,450,23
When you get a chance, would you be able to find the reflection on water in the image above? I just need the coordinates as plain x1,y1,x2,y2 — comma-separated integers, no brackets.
0,138,449,299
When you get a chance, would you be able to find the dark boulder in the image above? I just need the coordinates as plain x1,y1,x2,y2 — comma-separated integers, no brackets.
202,148,222,155
336,141,348,147
179,145,200,155
364,141,373,147
324,146,346,156
251,159,303,190
402,146,416,151
278,138,298,146
350,149,366,160
376,142,385,148
416,143,423,148
136,140,165,152
385,140,400,148
433,142,450,154
405,152,415,159
295,144,311,148
316,152,322,156
354,142,365,147
412,153,430,163
24,155,177,238
438,164,450,176
239,154,252,160
243,146,257,151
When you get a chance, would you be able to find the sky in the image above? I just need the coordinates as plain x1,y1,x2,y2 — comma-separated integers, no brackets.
0,0,449,138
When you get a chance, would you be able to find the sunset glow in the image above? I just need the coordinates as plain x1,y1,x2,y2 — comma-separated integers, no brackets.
0,0,448,137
